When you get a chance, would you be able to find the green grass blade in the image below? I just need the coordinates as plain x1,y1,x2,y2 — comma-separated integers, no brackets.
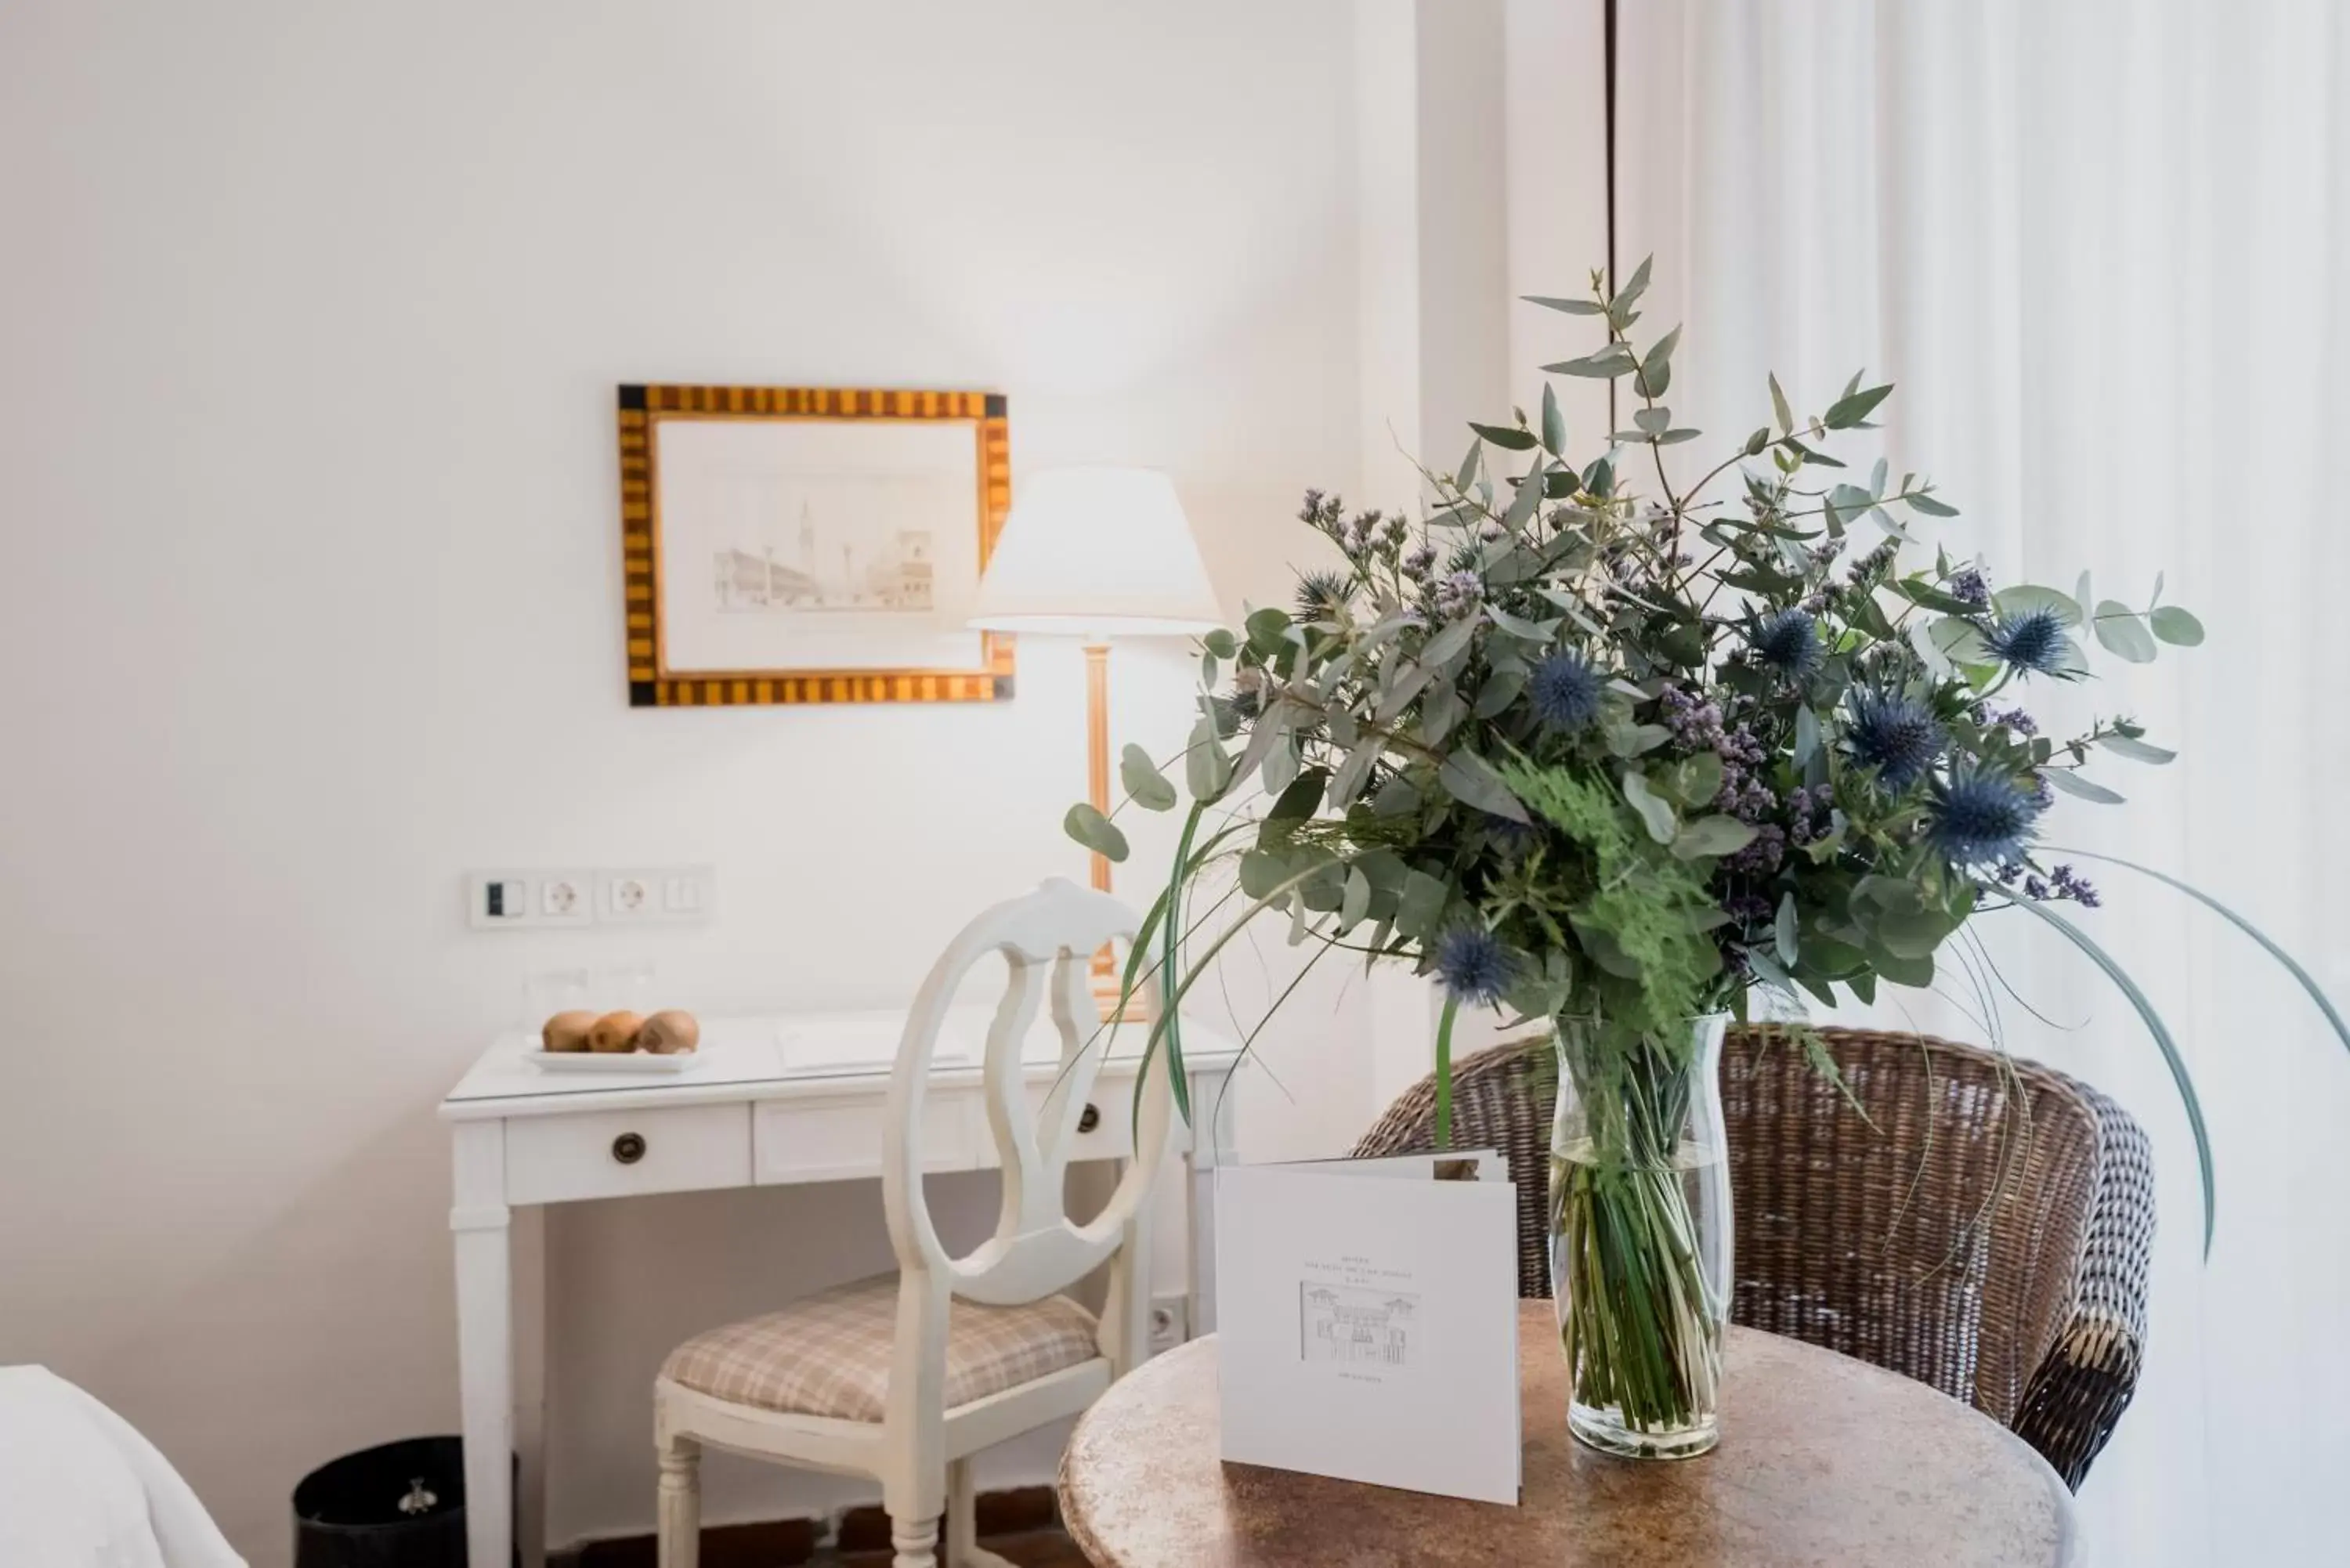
2050,846,2350,1059
1434,995,1459,1149
1994,888,2215,1255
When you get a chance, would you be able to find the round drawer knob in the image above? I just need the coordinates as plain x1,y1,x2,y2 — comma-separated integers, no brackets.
611,1132,647,1165
1076,1104,1101,1135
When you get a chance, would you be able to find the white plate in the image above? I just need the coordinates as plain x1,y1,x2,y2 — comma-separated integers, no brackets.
524,1050,701,1074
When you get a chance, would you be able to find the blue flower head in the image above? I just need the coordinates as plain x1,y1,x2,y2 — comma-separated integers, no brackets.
1434,927,1515,1007
1294,569,1353,621
1984,608,2072,677
1748,608,1822,677
1926,768,2043,866
1528,652,1605,733
1846,688,1945,791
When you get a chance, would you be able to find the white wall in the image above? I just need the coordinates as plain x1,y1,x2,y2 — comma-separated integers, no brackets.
0,2,1379,1559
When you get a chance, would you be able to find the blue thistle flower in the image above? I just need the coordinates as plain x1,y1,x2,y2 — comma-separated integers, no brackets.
1748,608,1822,677
1294,569,1353,620
1926,769,2042,866
1846,689,1945,790
1434,927,1514,1006
1528,652,1605,734
1983,608,2072,677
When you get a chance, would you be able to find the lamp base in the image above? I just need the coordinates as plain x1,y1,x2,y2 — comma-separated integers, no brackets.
1091,947,1154,1025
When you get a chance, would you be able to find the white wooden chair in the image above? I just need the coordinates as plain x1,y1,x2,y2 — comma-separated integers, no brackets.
651,879,1173,1568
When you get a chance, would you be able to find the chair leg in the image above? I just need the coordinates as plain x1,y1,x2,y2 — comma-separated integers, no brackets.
942,1460,1022,1568
888,1511,942,1568
656,1434,701,1568
946,1458,978,1564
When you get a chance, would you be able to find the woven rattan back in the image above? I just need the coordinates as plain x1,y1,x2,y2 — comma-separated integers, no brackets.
1353,1025,2146,1438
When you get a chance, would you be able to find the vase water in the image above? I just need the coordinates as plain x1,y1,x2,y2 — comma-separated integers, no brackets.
1548,1013,1734,1459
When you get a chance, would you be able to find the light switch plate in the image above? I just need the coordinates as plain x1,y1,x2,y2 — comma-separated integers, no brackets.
466,869,595,930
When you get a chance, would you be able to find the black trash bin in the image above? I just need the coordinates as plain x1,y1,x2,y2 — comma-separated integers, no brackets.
293,1436,506,1567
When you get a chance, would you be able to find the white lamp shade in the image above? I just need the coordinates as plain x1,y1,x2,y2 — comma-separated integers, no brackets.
968,466,1224,637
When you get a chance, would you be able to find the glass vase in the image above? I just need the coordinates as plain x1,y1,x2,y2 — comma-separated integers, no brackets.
1547,1013,1734,1459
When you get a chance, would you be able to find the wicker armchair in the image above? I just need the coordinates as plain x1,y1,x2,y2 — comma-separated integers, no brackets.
1352,1025,2155,1488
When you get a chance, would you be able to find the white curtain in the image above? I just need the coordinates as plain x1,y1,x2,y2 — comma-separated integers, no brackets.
1606,3,2350,1560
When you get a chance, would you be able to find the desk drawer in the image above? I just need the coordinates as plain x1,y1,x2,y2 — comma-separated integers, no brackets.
505,1104,751,1205
756,1093,979,1184
1029,1078,1135,1165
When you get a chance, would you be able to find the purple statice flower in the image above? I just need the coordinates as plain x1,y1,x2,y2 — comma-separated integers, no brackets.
1477,518,1507,542
1982,705,2039,737
1528,652,1605,733
1434,570,1484,620
1984,608,2072,677
1298,490,1343,534
2027,771,2055,810
1294,569,1353,621
1383,512,1409,544
2047,864,2102,907
1434,927,1515,1006
1846,689,1945,790
2023,875,2050,899
1947,566,1990,610
1401,540,1438,580
1659,688,1729,752
1747,608,1823,677
1723,824,1788,876
1927,769,2043,866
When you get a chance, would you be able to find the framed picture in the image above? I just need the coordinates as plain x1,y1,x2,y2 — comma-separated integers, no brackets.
616,385,1014,706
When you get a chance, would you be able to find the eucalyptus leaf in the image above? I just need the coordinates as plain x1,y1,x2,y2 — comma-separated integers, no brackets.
1993,585,2083,627
1338,867,1372,932
1524,294,1607,315
1119,743,1177,811
2150,605,2206,645
1670,815,1759,861
2099,733,2177,764
1774,894,1799,966
1824,382,1893,428
1396,869,1448,939
2092,602,2158,663
1769,372,1795,435
1186,717,1233,800
1545,345,1637,379
1437,750,1529,823
1905,491,1959,518
1621,771,1678,844
1064,803,1129,862
1541,384,1567,455
2041,768,2124,804
1470,421,1537,450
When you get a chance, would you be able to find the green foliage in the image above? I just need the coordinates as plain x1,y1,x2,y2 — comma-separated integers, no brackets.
1042,254,2344,1250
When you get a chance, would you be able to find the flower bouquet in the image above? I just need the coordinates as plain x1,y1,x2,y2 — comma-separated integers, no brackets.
1066,258,2345,1458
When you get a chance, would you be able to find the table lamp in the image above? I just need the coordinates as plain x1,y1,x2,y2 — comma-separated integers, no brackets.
971,466,1224,1017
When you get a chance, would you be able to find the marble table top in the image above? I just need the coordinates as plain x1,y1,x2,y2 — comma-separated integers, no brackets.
1059,1300,2079,1568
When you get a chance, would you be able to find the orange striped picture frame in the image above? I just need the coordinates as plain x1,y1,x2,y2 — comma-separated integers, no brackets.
616,385,1015,706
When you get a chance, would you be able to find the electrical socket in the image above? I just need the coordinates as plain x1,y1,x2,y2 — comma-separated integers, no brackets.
1148,1295,1189,1353
597,865,715,924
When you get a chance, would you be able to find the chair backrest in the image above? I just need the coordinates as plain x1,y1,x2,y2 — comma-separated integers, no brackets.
882,879,1173,1310
1353,1025,2149,1435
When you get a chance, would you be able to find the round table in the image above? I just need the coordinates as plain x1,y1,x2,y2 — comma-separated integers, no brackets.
1058,1301,2079,1568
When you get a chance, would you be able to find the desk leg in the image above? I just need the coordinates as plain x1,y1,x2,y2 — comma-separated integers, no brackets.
1184,1068,1235,1337
513,1204,547,1568
452,1122,513,1568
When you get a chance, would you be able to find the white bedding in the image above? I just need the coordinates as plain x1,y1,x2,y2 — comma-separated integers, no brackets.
0,1367,245,1568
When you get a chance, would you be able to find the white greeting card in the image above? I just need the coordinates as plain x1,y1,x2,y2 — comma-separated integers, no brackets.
1213,1151,1522,1505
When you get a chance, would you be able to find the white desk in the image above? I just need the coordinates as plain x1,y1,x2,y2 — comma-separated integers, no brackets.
440,1010,1242,1568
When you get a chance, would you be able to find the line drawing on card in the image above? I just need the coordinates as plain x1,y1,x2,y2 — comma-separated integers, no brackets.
1299,1282,1419,1367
